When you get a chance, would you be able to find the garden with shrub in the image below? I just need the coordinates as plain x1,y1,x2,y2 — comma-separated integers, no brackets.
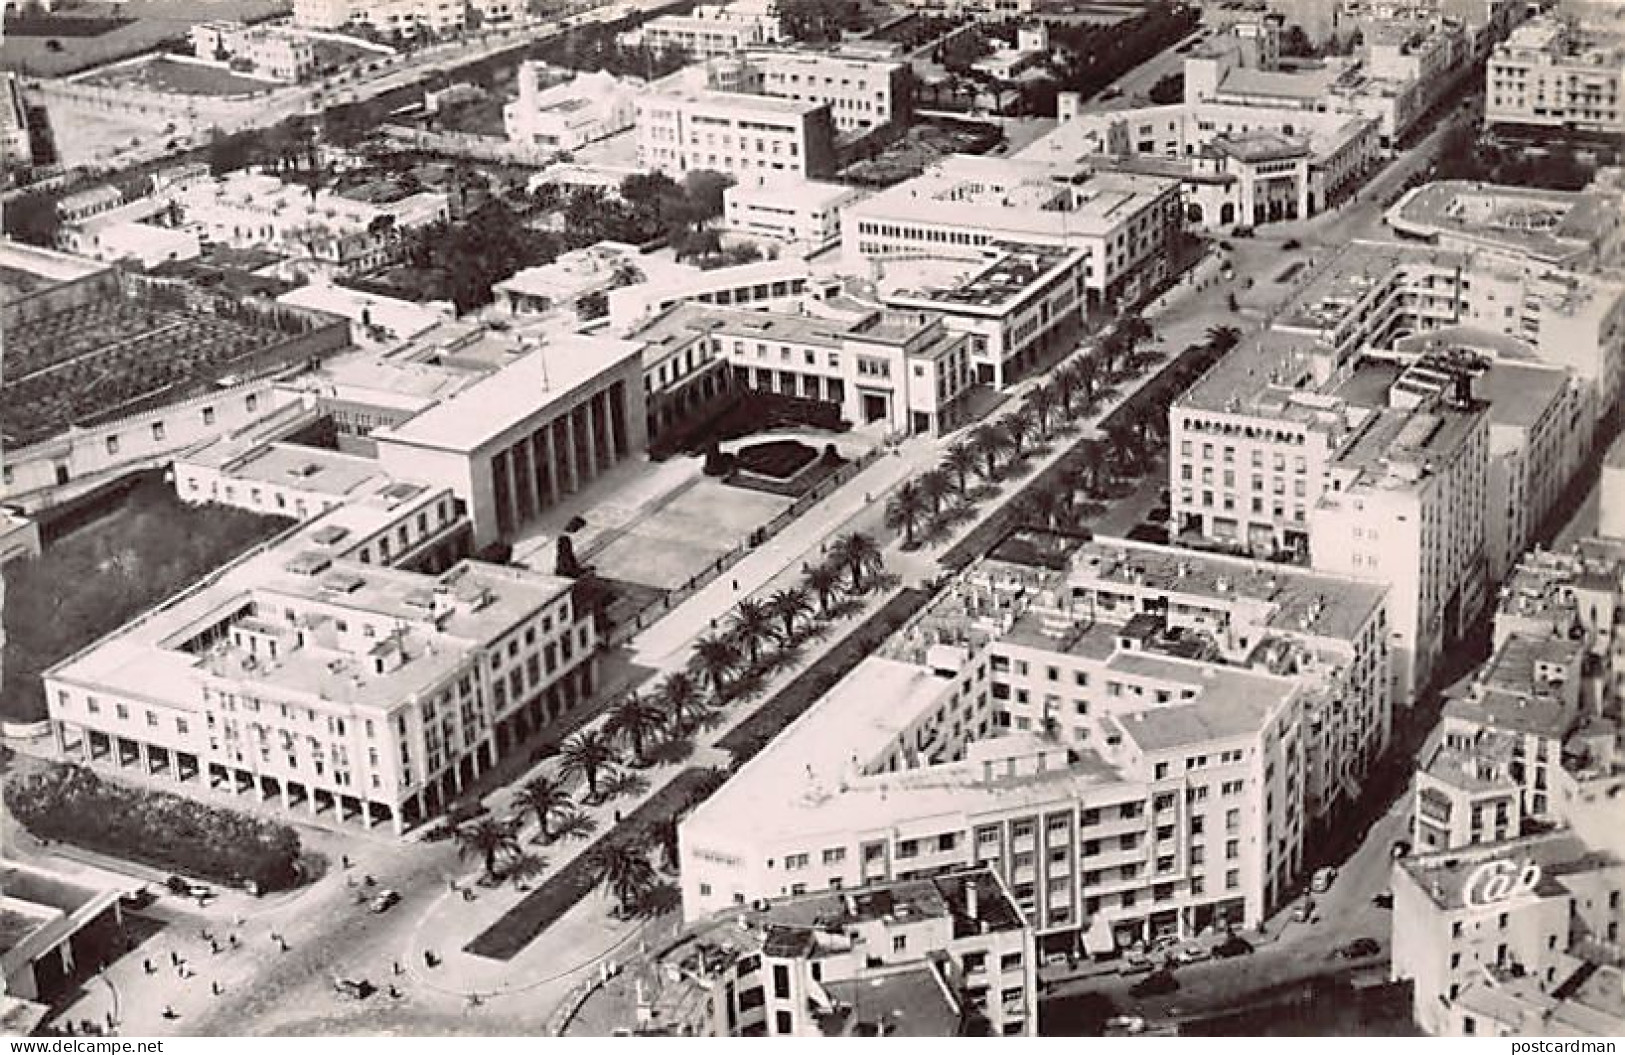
6,761,305,892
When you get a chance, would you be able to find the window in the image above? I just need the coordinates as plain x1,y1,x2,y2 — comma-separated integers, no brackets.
785,853,809,870
893,935,907,953
822,847,846,865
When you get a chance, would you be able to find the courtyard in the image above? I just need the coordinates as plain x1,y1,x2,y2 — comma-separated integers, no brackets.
76,56,278,95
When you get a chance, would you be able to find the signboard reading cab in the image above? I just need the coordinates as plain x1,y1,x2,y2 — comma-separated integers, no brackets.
1463,858,1542,912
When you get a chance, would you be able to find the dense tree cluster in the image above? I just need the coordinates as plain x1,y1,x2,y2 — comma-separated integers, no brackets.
778,0,860,44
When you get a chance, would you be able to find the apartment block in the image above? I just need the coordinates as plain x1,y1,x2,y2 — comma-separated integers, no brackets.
744,49,910,135
622,302,736,445
842,155,1183,309
679,535,1389,958
0,73,33,170
635,84,837,179
45,479,598,836
1485,13,1625,137
626,869,1037,1036
190,22,318,82
1391,832,1625,1036
292,0,467,34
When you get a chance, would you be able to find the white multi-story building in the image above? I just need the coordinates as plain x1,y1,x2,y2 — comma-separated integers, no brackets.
704,304,973,436
869,242,1089,389
680,536,1390,958
1391,831,1625,1037
625,869,1038,1036
503,66,642,153
723,177,865,250
635,84,838,179
1485,14,1625,136
842,155,1183,309
292,0,467,34
743,49,909,135
621,0,783,59
1308,378,1489,703
190,22,318,82
45,477,598,836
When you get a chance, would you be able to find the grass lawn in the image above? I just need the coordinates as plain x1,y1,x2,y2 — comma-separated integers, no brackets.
733,440,817,481
0,472,291,723
79,56,277,95
2,0,287,76
715,588,933,766
463,767,718,962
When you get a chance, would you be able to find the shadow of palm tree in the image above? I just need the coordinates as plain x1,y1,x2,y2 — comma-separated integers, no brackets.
798,621,834,645
644,736,695,766
600,770,651,801
631,880,682,920
505,851,548,890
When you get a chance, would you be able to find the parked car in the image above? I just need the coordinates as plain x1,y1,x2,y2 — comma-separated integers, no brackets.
1173,944,1210,965
1340,937,1382,960
1372,891,1394,909
165,875,213,900
1213,935,1254,959
119,886,156,911
1293,898,1315,923
1130,969,1180,998
369,889,401,914
1391,840,1411,859
1119,954,1156,976
1311,866,1336,892
332,977,373,1000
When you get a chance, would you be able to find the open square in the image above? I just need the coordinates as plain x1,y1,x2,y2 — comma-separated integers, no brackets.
586,477,791,591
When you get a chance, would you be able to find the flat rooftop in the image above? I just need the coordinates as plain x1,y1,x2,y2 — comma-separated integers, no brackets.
1178,328,1341,418
1401,831,1618,912
212,443,381,498
1329,400,1484,478
1069,537,1388,644
890,243,1078,310
1275,240,1461,334
849,155,1174,238
1104,652,1298,753
1390,180,1614,263
822,968,959,1037
375,332,643,453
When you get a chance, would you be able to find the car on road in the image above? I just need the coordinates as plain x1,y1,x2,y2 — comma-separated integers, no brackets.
1372,891,1393,909
1311,866,1336,892
120,886,156,911
1171,944,1209,965
1130,969,1180,998
1213,935,1254,959
165,876,213,900
1119,953,1156,976
332,977,374,1000
1293,897,1315,923
1147,507,1171,524
1391,840,1411,859
1104,1015,1147,1035
1339,937,1382,960
369,889,401,914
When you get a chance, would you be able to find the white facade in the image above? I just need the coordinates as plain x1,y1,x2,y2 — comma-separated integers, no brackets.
292,0,466,35
744,49,909,134
723,177,864,249
635,85,838,180
681,538,1390,955
842,155,1183,307
623,1,783,59
1486,14,1625,136
503,66,641,153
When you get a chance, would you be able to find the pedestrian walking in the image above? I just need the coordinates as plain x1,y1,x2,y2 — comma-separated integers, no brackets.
169,950,180,967
392,960,403,976
161,1006,177,1021
613,810,622,823
211,981,222,996
143,958,154,975
341,854,351,869
210,940,220,955
228,934,240,949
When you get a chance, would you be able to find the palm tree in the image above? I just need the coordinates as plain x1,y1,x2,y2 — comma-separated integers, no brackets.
1025,383,1058,438
1004,407,1038,459
456,816,520,882
1105,423,1140,479
767,587,813,644
885,479,929,548
590,842,658,917
1053,361,1083,420
648,816,681,872
968,423,1008,481
514,775,573,842
1120,313,1153,345
1070,438,1106,498
605,692,664,766
657,671,706,735
690,632,741,700
942,444,979,496
917,468,954,516
1205,324,1242,353
559,730,618,802
832,532,884,594
551,809,598,842
728,599,775,666
803,562,843,617
1021,487,1064,530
